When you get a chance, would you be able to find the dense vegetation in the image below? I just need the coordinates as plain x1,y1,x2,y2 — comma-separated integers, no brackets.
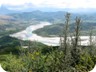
0,37,96,72
0,13,96,72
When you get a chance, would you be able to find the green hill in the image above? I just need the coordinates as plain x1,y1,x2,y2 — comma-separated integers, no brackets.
33,21,96,37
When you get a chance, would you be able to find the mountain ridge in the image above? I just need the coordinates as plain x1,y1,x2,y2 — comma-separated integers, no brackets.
1,4,96,14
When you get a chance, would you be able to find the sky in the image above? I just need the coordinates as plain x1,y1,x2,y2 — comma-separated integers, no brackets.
0,0,96,8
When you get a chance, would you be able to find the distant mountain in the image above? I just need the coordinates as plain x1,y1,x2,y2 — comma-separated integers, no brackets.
8,10,96,22
0,5,20,14
1,4,96,14
9,11,67,22
1,3,65,12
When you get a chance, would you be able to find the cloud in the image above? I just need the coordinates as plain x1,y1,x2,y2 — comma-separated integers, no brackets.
0,0,96,8
40,0,96,8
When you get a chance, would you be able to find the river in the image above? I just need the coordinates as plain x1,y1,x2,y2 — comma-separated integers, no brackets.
10,22,60,46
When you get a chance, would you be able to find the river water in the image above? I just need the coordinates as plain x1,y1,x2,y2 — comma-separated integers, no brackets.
10,22,60,46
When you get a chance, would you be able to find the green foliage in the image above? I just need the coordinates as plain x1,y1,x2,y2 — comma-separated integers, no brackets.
76,53,95,72
2,53,23,72
0,45,95,72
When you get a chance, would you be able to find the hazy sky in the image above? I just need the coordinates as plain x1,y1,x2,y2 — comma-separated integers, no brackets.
0,0,96,8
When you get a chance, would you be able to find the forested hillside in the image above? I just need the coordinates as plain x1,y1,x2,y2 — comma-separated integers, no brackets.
34,21,96,36
0,0,96,71
0,13,96,72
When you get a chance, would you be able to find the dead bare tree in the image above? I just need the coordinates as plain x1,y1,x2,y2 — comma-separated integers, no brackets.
71,17,81,67
89,27,95,57
63,13,70,55
59,13,74,71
